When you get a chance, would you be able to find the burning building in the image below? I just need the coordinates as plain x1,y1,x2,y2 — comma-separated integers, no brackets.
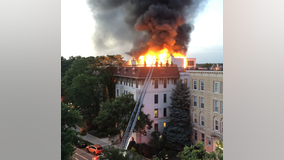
114,58,190,143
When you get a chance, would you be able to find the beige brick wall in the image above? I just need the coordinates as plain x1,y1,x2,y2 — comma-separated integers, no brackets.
187,70,223,152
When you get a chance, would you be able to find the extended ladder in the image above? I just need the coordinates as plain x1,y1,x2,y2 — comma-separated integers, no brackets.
120,64,155,149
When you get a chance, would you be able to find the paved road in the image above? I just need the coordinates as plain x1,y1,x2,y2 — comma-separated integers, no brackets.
72,148,99,160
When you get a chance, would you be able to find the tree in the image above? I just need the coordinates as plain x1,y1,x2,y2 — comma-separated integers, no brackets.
61,55,126,128
61,102,83,160
163,80,192,151
201,63,213,68
177,141,223,160
148,131,166,153
61,56,82,78
99,146,143,160
94,94,153,138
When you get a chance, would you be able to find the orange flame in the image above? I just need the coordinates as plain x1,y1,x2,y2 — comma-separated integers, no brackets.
137,44,186,67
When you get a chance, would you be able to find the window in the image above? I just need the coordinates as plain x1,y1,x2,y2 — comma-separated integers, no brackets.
200,97,204,109
188,61,194,66
164,79,167,88
164,122,166,128
201,133,204,142
155,79,158,88
164,94,167,103
214,82,219,93
200,115,204,126
154,95,158,104
163,108,167,117
132,68,135,74
214,100,219,112
124,90,126,95
220,101,223,114
194,130,197,140
126,91,128,94
194,113,197,123
117,89,119,97
221,81,223,94
208,138,211,145
154,123,158,132
174,79,177,85
221,121,223,133
193,80,197,89
154,109,158,118
200,80,204,91
184,79,188,87
215,120,219,131
193,96,197,107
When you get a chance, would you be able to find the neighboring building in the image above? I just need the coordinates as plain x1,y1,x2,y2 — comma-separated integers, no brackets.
186,70,223,152
114,65,189,144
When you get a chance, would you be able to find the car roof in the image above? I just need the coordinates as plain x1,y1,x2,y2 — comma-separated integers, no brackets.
92,144,102,148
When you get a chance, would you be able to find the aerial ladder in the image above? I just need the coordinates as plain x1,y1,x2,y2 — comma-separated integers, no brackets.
120,62,155,150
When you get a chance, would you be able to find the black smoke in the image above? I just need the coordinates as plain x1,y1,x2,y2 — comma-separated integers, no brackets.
87,0,208,59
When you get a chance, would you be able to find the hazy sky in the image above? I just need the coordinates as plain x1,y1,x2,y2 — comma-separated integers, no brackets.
61,0,223,63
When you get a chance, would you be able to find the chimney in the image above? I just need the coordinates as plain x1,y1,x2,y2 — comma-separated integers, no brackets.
155,61,158,67
166,60,169,67
160,62,162,67
144,61,146,67
131,58,136,67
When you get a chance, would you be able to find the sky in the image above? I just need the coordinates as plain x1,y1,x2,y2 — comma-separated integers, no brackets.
61,0,223,63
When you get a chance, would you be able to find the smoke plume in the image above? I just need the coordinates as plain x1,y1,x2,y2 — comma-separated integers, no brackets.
87,0,208,59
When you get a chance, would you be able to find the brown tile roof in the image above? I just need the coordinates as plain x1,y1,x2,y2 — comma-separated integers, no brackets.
114,67,180,79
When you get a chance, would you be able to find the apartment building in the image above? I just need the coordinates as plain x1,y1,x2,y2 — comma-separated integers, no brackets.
114,66,189,144
186,70,223,152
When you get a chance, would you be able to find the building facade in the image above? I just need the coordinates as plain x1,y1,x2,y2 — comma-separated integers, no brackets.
186,70,223,152
114,66,189,144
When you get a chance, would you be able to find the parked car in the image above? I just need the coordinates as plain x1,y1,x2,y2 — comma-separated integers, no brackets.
86,144,104,155
75,139,88,148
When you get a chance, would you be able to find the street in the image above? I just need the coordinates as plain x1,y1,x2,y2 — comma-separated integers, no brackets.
72,148,98,160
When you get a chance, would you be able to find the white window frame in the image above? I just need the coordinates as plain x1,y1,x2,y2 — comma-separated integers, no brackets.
200,115,204,127
214,100,219,113
193,96,197,107
193,80,197,90
200,80,204,91
214,119,219,131
200,97,204,109
214,82,219,93
193,113,197,124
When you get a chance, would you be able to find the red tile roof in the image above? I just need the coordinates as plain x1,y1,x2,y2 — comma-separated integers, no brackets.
114,67,180,79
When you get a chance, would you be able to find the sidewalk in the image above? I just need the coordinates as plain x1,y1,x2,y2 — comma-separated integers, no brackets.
76,127,120,148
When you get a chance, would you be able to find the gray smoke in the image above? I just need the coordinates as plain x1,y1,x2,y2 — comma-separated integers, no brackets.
87,0,208,59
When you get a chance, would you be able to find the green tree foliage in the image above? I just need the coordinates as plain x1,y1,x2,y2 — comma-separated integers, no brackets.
94,94,153,137
163,80,192,151
61,102,83,160
177,141,223,160
201,63,213,68
215,140,223,160
61,56,82,78
148,131,166,153
99,146,143,160
61,55,125,128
